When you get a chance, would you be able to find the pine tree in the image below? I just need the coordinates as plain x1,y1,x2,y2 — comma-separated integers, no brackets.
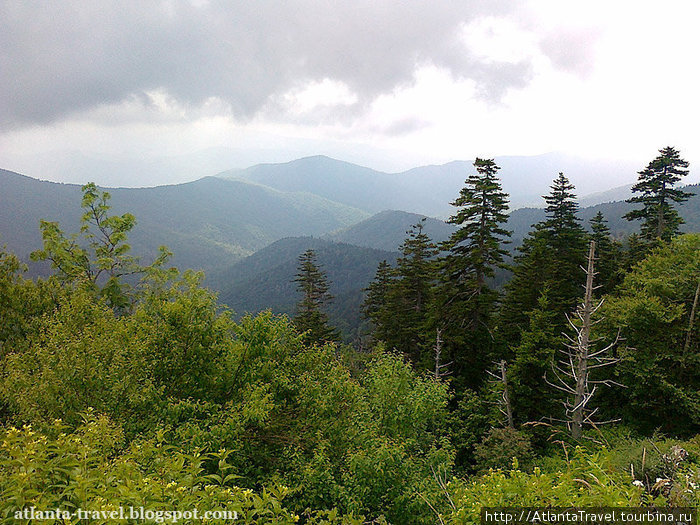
443,157,511,295
498,173,588,348
293,249,340,345
434,158,511,387
390,220,438,364
624,146,693,243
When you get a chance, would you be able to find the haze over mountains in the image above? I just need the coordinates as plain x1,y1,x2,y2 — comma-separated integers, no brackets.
2,154,698,340
221,154,644,217
0,168,367,273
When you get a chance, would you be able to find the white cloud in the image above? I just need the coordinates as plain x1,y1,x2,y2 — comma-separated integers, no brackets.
1,0,699,183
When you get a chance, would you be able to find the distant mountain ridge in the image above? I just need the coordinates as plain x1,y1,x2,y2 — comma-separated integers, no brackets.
0,169,368,275
324,210,455,251
220,154,642,217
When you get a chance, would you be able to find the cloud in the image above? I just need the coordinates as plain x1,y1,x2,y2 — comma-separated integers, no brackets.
0,0,598,130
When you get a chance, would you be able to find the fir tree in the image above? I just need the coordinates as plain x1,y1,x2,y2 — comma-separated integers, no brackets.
293,249,339,345
498,173,588,348
624,146,693,243
588,212,622,295
434,158,511,387
443,157,511,295
508,290,562,425
391,220,438,364
361,260,395,342
364,221,437,365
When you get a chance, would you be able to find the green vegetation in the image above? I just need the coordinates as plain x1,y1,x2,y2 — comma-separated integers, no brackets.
1,148,699,523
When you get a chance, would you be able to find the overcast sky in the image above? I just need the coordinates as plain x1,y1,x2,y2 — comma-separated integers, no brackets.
1,1,699,186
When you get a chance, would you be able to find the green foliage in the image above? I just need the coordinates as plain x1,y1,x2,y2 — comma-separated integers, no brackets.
474,427,535,473
4,162,700,522
443,158,511,290
589,212,624,295
0,414,362,524
448,389,499,470
363,221,437,366
134,270,235,400
499,173,588,346
443,448,651,524
1,289,160,433
508,290,563,424
599,234,700,435
434,158,511,387
30,183,170,310
0,247,64,356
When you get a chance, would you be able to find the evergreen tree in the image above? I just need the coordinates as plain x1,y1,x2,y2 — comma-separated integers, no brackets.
588,212,623,295
498,173,588,348
624,146,693,243
434,158,511,387
361,260,395,342
363,221,437,365
443,157,511,295
508,290,563,425
293,249,339,345
390,220,438,365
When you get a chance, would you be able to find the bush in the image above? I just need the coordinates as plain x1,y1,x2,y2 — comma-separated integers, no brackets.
473,427,534,472
443,448,653,524
0,414,362,524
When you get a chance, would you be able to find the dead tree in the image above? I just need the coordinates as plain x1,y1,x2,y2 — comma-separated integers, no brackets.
433,328,452,380
546,240,623,439
487,359,514,429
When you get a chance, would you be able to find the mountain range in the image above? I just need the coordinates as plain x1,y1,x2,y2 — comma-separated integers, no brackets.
2,155,698,339
0,168,367,274
220,154,644,217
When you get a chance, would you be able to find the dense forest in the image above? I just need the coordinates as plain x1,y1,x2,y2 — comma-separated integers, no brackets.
1,146,699,524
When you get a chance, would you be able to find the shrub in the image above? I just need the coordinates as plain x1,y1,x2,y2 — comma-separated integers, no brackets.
473,427,534,472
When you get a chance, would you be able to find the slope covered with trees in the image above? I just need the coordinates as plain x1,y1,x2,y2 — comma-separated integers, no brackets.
0,169,368,275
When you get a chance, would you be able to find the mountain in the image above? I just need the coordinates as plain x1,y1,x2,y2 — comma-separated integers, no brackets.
220,154,642,217
211,237,399,341
579,184,634,208
0,169,368,275
325,210,455,251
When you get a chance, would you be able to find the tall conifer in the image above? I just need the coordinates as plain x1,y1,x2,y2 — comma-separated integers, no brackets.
434,158,511,387
498,173,587,347
293,249,340,345
624,146,693,243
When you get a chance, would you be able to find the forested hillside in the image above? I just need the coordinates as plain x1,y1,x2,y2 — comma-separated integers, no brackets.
209,237,398,341
0,169,368,274
324,210,455,251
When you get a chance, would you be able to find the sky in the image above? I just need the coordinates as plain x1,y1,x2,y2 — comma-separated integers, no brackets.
1,0,699,187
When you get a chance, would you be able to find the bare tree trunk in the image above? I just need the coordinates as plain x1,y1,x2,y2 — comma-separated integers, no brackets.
499,360,514,429
432,328,451,380
572,241,596,440
547,240,622,438
434,328,443,380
